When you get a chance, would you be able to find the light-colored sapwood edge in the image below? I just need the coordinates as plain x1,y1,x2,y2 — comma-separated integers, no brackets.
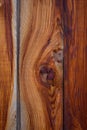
6,0,17,130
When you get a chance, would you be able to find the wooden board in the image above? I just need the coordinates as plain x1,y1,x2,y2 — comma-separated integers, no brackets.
20,0,63,130
63,0,87,130
0,0,17,130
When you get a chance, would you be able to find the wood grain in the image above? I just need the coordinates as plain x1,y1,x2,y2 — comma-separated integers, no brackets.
63,0,87,130
0,0,16,130
20,0,63,130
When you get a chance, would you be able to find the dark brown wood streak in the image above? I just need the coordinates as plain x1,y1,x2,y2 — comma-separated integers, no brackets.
4,0,13,72
0,0,13,130
63,0,87,130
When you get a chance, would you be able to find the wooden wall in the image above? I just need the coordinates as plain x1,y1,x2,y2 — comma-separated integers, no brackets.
0,0,87,130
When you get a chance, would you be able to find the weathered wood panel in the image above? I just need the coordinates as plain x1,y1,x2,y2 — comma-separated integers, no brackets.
20,0,63,130
0,0,16,130
63,0,87,130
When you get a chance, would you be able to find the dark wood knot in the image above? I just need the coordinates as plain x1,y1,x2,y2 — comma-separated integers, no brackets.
39,66,55,87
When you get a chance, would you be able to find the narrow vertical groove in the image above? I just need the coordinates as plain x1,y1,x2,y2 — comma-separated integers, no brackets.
16,0,21,130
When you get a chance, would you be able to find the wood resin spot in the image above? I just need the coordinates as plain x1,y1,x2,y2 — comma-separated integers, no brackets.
0,0,4,7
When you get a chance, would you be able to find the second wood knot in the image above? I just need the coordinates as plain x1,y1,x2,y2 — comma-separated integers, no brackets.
53,49,63,63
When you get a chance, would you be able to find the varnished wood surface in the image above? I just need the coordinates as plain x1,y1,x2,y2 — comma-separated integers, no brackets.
0,0,16,130
63,0,87,130
20,0,63,130
0,0,87,130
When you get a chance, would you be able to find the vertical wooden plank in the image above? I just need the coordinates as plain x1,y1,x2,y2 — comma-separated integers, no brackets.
20,0,63,130
63,0,87,130
0,0,17,130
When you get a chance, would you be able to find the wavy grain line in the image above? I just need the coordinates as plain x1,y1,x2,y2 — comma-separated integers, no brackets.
20,0,63,130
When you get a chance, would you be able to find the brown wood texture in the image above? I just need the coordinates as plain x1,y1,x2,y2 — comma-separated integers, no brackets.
0,0,87,130
0,0,16,130
63,0,87,130
20,0,63,130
